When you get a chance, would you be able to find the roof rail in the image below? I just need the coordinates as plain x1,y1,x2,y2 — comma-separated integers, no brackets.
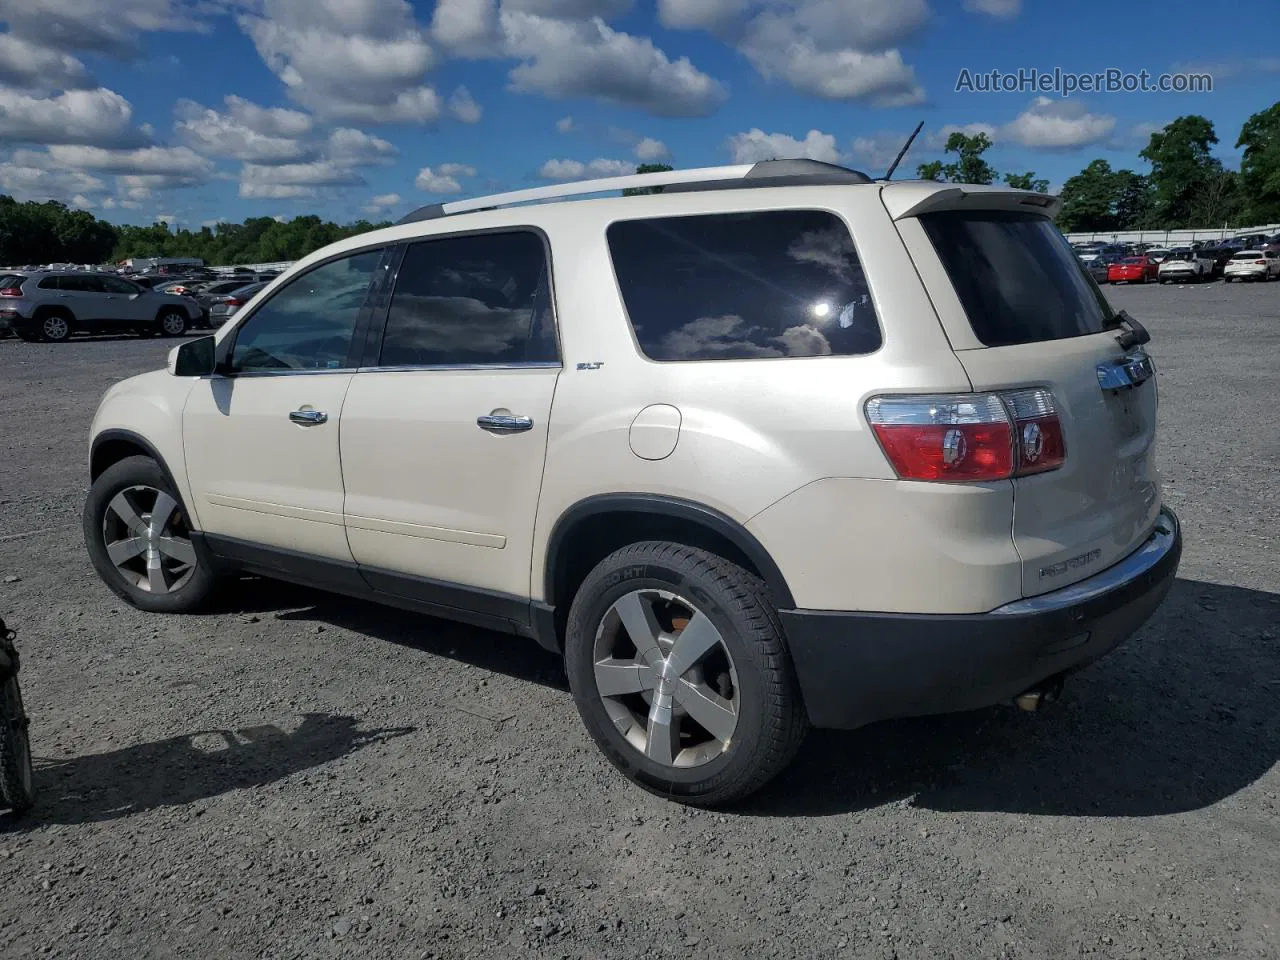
396,159,873,226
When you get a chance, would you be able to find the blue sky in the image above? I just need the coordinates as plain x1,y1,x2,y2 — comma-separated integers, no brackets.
1,0,1276,228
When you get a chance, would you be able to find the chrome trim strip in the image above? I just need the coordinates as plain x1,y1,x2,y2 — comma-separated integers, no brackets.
356,362,562,373
229,368,356,378
990,508,1178,616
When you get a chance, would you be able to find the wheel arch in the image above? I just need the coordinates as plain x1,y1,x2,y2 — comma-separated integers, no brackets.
91,430,185,510
543,494,796,629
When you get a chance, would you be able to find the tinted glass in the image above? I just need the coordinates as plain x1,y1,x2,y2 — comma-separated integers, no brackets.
379,231,557,366
230,251,381,372
920,211,1114,347
37,276,60,290
101,276,139,294
60,275,106,293
607,210,880,361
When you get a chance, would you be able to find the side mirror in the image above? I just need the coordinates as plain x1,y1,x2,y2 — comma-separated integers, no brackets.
168,336,217,377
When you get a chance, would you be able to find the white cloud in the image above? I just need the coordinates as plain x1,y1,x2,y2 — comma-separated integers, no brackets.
117,173,202,200
0,0,215,59
0,87,148,147
963,0,1021,17
222,94,314,138
155,213,178,226
504,0,633,15
71,193,96,210
634,137,670,161
431,0,501,57
448,86,484,124
657,0,748,30
438,162,477,177
241,183,316,199
556,115,577,133
362,192,402,213
0,33,94,91
726,128,841,164
661,0,928,106
325,127,398,165
238,0,441,124
0,160,106,202
174,98,315,164
538,157,633,180
502,11,728,116
416,166,464,193
46,144,213,178
241,160,366,189
1001,97,1115,150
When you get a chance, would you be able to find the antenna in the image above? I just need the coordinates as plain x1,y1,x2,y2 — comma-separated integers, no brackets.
883,121,925,181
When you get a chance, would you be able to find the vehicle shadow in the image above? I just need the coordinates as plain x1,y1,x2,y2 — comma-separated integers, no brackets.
223,576,569,691
0,713,414,831
743,577,1280,818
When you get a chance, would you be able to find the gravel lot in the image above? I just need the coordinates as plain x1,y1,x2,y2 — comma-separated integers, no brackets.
1,281,1278,960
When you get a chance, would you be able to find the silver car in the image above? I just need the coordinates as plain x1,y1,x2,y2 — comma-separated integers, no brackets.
0,271,201,342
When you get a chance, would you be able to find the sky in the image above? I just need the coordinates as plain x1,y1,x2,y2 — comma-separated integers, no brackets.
0,0,1276,229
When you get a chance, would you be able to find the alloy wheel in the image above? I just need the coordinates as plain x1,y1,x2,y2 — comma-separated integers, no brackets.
161,312,186,336
101,485,197,594
41,316,69,341
592,588,740,768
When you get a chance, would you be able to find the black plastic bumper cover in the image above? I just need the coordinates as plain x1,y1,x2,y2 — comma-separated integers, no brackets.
780,508,1182,730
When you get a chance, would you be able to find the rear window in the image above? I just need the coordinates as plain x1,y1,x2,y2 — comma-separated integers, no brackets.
607,210,881,361
1231,252,1261,260
919,210,1114,347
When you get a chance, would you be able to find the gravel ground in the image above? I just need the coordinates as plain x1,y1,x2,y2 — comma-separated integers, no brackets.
1,281,1278,960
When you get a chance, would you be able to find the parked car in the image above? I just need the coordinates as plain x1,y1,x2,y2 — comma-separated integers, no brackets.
1107,256,1159,284
1077,243,1125,264
205,282,267,328
1144,248,1171,263
1085,254,1116,284
79,161,1180,805
0,271,200,341
1223,250,1280,282
1157,248,1215,283
1196,247,1237,278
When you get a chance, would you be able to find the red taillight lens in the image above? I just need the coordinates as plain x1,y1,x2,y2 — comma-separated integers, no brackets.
225,298,244,307
0,287,22,297
866,390,1066,483
1255,260,1267,265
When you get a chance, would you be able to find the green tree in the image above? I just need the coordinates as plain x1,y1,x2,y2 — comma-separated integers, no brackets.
623,162,674,196
1003,171,1049,193
1236,101,1280,224
1140,115,1221,228
1056,161,1151,232
1112,171,1152,230
916,160,945,181
1190,168,1243,228
915,133,996,185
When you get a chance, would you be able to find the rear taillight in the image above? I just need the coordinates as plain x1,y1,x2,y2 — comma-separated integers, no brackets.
1255,260,1267,265
865,389,1065,483
0,287,22,297
225,298,244,307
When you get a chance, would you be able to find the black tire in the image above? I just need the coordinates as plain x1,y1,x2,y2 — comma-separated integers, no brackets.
564,541,807,807
0,674,35,814
157,309,188,338
83,455,218,613
36,310,72,342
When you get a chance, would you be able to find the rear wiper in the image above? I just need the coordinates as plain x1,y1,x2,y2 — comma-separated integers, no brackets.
1106,309,1151,350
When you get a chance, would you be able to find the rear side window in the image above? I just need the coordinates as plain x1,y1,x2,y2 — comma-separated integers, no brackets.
607,210,881,361
378,231,557,367
920,211,1114,347
37,276,61,290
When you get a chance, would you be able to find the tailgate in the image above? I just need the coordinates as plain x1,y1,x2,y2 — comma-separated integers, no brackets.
900,203,1162,597
957,338,1160,596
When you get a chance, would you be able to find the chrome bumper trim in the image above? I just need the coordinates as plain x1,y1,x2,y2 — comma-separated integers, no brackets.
991,508,1178,616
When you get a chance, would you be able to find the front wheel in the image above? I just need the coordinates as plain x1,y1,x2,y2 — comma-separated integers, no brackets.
564,542,807,807
38,313,71,342
83,455,218,613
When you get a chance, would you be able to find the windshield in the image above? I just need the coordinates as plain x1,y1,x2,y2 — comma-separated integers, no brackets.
920,210,1115,347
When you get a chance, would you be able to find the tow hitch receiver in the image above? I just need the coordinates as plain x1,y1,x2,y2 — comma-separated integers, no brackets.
1013,675,1065,712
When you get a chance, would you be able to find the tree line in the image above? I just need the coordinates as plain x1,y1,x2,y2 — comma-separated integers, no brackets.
0,198,391,268
915,101,1280,233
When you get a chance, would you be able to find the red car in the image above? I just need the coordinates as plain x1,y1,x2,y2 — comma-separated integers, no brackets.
1107,256,1159,284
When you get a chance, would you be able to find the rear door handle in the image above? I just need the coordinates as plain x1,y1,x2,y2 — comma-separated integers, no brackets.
477,414,533,433
289,409,328,425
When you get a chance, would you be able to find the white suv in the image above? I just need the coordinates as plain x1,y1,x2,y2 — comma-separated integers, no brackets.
82,161,1181,806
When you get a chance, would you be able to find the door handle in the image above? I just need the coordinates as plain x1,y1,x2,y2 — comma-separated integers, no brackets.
477,413,533,433
289,409,328,425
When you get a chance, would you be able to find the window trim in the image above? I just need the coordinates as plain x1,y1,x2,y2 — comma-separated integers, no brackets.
214,242,394,377
604,206,884,365
358,224,563,371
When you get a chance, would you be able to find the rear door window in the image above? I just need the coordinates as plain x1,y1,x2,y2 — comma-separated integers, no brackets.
919,211,1114,347
607,210,880,361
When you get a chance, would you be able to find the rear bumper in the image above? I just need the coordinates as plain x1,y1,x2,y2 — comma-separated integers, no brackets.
781,508,1181,730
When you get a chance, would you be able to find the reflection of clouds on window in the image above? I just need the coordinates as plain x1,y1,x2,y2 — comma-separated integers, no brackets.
383,294,530,364
786,227,861,287
654,315,832,361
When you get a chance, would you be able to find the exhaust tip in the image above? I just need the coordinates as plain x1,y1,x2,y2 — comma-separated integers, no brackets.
1013,675,1065,712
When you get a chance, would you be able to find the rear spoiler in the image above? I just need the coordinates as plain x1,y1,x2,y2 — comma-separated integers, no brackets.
880,182,1063,220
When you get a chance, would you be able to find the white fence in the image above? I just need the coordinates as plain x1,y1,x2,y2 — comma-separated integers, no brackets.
1064,224,1280,245
210,261,295,275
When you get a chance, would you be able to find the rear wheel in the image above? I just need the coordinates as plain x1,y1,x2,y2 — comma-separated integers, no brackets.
157,309,187,337
83,456,218,613
38,312,71,342
564,541,806,807
0,672,35,814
